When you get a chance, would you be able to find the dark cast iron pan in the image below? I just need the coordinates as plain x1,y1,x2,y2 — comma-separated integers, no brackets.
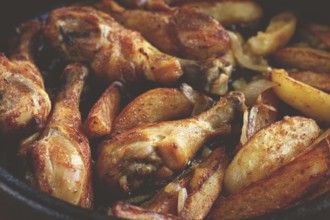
0,0,330,219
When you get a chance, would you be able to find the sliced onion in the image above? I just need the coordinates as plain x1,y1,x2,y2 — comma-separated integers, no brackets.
228,31,271,73
177,187,188,215
243,79,276,106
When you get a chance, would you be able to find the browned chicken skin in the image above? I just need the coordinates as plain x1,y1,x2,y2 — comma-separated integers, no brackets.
44,6,183,85
96,92,245,194
0,21,51,133
31,64,93,208
97,0,230,60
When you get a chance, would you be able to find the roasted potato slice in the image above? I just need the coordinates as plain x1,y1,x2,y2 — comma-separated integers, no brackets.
183,0,263,26
84,82,121,138
210,138,330,220
247,12,297,56
179,148,228,219
272,69,330,124
111,87,194,137
143,148,228,220
224,116,320,194
289,70,330,92
301,22,330,50
112,202,181,220
289,128,330,207
273,47,330,73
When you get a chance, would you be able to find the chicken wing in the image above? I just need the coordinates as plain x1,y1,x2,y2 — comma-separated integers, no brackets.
31,64,93,208
96,92,245,194
44,6,182,85
0,21,51,133
97,0,230,60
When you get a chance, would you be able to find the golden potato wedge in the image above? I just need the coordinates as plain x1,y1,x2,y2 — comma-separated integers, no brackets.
112,202,181,220
289,70,330,92
184,0,263,26
111,87,194,136
224,116,320,194
273,47,330,73
143,148,228,220
247,12,297,56
289,128,330,207
210,140,330,220
83,82,121,138
271,69,330,124
301,22,330,50
179,148,228,219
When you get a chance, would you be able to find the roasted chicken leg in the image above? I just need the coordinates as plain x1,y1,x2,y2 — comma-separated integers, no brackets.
44,6,183,85
0,21,51,133
31,64,93,208
96,92,245,194
97,0,230,60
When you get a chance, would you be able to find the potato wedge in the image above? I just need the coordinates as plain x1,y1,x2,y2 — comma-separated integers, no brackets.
301,22,330,50
289,128,330,207
111,87,193,136
273,47,330,73
179,148,228,219
271,69,330,123
83,82,121,138
247,12,297,56
143,148,228,220
210,140,330,220
112,202,181,220
224,116,320,194
184,0,263,26
289,70,330,92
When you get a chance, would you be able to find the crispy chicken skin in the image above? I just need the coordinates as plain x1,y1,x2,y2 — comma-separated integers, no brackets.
96,92,245,194
44,6,183,85
0,21,51,133
97,0,230,60
31,64,93,208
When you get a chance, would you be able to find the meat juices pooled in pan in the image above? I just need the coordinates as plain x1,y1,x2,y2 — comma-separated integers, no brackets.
30,64,93,208
0,21,51,133
44,6,183,85
96,92,245,194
